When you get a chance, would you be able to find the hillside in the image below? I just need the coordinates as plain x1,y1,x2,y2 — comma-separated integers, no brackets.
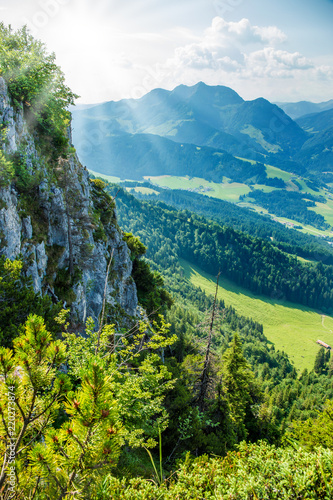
72,82,333,232
72,82,309,172
105,183,333,328
276,99,333,120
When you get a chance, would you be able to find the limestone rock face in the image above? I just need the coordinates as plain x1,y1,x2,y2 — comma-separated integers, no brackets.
0,77,138,327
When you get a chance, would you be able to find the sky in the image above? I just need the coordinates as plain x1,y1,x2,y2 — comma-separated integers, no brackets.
1,0,333,104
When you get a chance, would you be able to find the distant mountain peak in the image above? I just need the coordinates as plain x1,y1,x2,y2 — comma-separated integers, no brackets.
171,81,244,106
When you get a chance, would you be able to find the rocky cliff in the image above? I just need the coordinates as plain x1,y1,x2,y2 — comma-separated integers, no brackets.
0,76,138,328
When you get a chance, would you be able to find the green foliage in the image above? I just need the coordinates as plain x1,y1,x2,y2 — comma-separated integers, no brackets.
0,256,61,347
132,259,173,315
0,150,14,187
123,232,147,260
245,188,330,230
61,311,177,448
134,183,333,265
0,23,78,158
94,441,333,499
289,399,333,451
10,148,42,192
222,334,261,437
0,312,177,497
91,178,107,190
90,177,116,241
108,185,333,312
314,347,327,375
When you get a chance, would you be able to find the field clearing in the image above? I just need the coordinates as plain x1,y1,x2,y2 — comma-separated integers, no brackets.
90,168,333,237
144,175,251,201
145,175,275,200
88,170,121,183
265,165,294,182
179,258,333,372
311,199,333,227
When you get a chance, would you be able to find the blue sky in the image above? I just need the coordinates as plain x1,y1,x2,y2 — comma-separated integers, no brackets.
1,0,332,103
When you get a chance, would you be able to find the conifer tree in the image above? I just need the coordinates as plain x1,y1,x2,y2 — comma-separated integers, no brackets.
222,333,259,439
314,347,326,375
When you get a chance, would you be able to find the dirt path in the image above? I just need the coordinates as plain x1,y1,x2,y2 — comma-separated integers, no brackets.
322,315,333,333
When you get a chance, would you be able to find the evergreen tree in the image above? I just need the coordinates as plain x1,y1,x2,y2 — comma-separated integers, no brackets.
222,333,259,439
0,313,176,498
314,347,326,375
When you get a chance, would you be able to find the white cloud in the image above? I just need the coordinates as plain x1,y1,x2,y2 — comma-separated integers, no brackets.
245,48,314,78
160,17,329,89
206,17,287,46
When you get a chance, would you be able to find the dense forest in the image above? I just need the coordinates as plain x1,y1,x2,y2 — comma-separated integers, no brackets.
1,23,333,499
243,189,330,230
108,185,333,312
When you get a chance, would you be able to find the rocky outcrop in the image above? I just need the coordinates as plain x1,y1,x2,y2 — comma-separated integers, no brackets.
0,77,138,327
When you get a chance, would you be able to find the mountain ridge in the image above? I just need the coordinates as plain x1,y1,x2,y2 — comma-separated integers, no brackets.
72,82,311,177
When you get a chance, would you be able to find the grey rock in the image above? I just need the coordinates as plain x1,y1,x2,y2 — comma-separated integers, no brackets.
0,77,139,327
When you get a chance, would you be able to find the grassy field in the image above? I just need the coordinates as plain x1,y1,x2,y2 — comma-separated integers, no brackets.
90,167,333,238
143,175,275,201
265,164,294,182
311,199,333,227
179,258,333,372
88,169,121,183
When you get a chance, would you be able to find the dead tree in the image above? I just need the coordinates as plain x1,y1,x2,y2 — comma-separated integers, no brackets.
197,270,221,413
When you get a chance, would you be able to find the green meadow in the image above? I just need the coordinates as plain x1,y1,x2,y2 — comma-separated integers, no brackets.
179,258,333,372
88,169,121,183
144,175,253,201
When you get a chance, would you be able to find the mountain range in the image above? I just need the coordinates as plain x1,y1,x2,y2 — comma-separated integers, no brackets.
72,82,333,185
276,99,333,120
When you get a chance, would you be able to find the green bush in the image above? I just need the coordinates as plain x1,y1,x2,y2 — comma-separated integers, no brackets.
95,441,333,499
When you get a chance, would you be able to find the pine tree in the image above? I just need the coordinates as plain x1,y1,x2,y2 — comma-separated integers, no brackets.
314,347,326,375
222,333,257,439
0,313,176,498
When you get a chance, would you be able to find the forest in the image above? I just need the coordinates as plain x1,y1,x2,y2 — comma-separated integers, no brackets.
108,185,333,312
126,180,333,264
1,23,333,499
243,189,330,230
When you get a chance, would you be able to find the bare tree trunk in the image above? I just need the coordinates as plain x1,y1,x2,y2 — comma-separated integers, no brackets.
198,271,221,413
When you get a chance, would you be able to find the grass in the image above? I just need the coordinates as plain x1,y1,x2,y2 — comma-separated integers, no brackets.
179,258,333,372
240,125,282,153
310,199,333,228
265,164,294,182
88,169,121,184
144,175,252,202
91,164,333,235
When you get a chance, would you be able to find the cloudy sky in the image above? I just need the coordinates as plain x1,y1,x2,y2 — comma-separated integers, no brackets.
1,0,333,104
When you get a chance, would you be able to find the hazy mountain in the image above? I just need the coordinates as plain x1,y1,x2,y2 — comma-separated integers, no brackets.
296,108,333,133
276,100,333,120
72,82,309,178
76,129,277,184
293,109,333,175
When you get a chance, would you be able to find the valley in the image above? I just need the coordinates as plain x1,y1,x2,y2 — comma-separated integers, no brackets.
180,258,333,372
